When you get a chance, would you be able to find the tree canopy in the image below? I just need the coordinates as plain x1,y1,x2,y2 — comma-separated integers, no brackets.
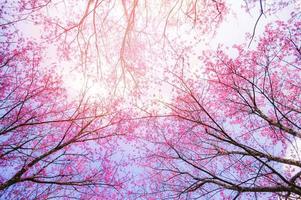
0,0,300,199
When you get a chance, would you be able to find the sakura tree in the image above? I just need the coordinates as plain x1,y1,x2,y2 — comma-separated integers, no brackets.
144,12,301,200
0,1,130,198
1,0,301,199
0,40,132,199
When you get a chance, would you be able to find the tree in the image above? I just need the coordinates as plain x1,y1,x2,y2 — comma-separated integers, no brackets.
144,14,301,199
0,38,133,198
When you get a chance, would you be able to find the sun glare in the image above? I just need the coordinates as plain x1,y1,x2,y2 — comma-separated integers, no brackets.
63,70,108,99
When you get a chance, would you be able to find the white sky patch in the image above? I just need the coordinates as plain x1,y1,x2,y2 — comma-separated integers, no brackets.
211,0,294,49
62,66,109,99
